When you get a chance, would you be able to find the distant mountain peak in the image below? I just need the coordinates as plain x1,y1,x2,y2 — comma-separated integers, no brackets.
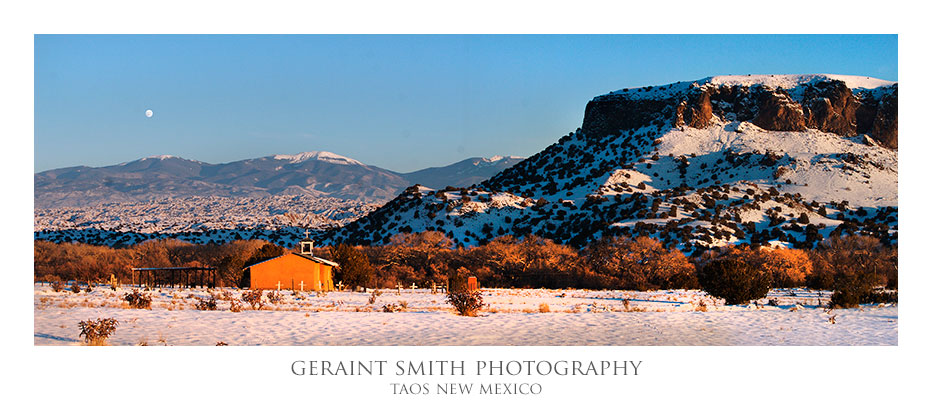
271,151,364,166
482,155,524,163
116,154,200,167
140,154,180,161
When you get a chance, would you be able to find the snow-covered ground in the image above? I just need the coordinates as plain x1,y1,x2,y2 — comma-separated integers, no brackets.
34,285,896,346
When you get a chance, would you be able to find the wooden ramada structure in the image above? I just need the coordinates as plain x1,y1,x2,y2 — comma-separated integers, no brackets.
131,266,217,288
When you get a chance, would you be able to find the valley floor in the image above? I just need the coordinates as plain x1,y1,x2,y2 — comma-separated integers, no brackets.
33,285,897,346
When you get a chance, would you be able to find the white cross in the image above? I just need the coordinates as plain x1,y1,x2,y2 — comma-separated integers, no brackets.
299,281,304,291
410,283,417,290
276,281,282,291
304,229,311,238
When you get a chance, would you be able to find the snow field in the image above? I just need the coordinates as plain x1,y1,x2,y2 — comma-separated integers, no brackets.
34,285,896,346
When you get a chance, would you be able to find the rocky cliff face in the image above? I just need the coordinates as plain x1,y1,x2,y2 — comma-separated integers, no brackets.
583,77,897,148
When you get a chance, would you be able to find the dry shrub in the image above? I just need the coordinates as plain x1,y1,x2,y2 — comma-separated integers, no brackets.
78,318,118,346
382,303,403,312
538,303,550,313
195,296,218,311
241,289,263,310
266,290,282,304
368,289,382,305
51,281,65,293
123,290,152,309
229,300,243,312
446,269,483,316
217,290,234,301
446,290,484,316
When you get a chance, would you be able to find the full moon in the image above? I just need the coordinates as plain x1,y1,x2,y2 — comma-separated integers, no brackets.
145,109,153,118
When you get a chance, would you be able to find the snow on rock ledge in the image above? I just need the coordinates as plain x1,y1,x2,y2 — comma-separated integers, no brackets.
584,74,898,149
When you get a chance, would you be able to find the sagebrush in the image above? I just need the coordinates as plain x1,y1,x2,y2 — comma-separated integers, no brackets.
124,290,152,309
78,317,118,345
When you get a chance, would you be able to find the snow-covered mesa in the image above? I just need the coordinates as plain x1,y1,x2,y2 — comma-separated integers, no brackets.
331,73,897,249
705,74,895,91
605,74,895,100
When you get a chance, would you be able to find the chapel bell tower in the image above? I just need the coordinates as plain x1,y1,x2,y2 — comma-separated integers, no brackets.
300,229,314,256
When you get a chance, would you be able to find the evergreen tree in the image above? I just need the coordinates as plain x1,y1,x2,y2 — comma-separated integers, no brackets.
331,244,375,288
243,244,285,267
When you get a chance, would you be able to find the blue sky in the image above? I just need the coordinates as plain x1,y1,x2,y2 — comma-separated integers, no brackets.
34,34,897,173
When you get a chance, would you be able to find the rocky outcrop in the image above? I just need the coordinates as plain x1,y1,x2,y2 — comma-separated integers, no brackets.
871,87,898,149
581,96,673,139
675,90,713,128
752,89,807,131
582,78,897,149
801,80,860,136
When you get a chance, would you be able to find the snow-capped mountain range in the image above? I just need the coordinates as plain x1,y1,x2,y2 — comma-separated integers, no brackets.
35,152,524,207
326,74,898,252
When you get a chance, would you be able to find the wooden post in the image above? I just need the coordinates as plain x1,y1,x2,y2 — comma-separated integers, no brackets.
277,281,282,291
300,281,305,292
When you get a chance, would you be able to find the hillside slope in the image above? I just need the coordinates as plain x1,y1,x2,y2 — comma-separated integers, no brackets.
327,75,898,253
401,156,524,189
